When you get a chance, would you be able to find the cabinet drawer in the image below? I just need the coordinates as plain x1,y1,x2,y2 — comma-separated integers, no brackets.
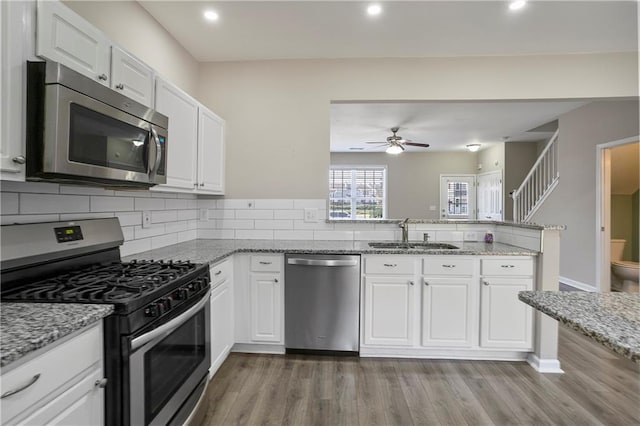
210,258,233,288
1,323,102,424
250,255,281,272
481,259,533,276
364,257,415,275
423,258,474,276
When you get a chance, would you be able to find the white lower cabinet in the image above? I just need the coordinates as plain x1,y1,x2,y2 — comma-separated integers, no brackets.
209,258,234,379
422,278,475,347
363,276,415,346
250,272,282,342
1,322,105,426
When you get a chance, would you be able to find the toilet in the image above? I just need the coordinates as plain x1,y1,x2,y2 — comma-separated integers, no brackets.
611,239,639,292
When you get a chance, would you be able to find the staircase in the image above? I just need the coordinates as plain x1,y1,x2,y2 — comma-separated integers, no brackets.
512,129,560,223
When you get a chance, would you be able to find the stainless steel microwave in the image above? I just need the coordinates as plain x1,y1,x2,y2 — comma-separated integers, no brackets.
26,61,168,187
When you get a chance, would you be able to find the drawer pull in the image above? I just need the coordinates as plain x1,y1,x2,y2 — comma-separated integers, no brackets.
259,261,272,265
442,264,456,268
383,263,397,267
409,281,415,286
483,281,490,286
1,374,41,399
501,265,515,268
214,270,222,276
424,281,429,286
274,278,279,283
98,73,108,81
95,378,108,389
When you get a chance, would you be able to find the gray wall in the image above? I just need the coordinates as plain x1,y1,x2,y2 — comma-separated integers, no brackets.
330,152,477,219
504,142,540,221
531,100,640,287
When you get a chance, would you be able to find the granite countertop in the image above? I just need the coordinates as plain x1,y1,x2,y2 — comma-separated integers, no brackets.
1,303,114,369
518,291,640,363
326,219,567,230
123,239,538,264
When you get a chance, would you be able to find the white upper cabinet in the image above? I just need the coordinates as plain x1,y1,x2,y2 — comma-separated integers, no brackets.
36,1,154,107
36,0,110,84
110,46,154,107
154,77,199,191
197,108,225,194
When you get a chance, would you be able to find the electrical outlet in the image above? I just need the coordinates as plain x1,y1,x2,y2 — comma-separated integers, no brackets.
199,209,209,222
142,211,152,228
464,231,478,241
304,208,318,223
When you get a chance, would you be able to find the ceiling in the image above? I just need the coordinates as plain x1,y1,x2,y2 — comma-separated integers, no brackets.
139,1,638,62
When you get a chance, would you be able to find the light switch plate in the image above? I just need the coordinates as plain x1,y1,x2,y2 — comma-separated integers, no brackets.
464,231,478,241
304,208,318,222
199,209,209,221
142,211,152,228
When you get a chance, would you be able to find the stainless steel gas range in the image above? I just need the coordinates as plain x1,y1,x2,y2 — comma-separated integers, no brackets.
1,218,211,426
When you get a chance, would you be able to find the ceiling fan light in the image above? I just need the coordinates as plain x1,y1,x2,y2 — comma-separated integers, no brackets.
386,145,403,155
466,143,481,152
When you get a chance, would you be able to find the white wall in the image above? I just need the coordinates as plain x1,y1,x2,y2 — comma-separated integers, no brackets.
197,53,638,199
531,100,640,288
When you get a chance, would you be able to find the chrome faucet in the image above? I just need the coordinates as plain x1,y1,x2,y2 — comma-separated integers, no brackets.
399,218,410,243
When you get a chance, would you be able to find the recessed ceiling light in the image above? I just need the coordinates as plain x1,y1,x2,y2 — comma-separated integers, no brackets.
204,10,219,21
509,1,527,11
466,144,481,152
367,4,382,16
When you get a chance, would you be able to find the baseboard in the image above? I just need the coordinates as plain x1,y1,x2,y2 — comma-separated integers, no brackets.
559,276,597,292
527,353,564,373
232,343,285,354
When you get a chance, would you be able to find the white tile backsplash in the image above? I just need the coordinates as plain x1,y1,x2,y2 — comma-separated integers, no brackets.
236,209,274,220
20,193,89,214
1,192,19,215
91,196,134,212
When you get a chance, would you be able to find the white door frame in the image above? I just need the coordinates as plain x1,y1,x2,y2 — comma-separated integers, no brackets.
476,169,504,221
595,135,639,292
439,174,477,220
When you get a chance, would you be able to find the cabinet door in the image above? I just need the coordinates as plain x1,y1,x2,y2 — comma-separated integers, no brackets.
422,278,474,347
250,273,282,343
363,276,415,346
17,369,104,426
210,280,234,378
154,78,198,190
197,108,225,194
36,0,110,84
111,46,154,107
480,278,533,349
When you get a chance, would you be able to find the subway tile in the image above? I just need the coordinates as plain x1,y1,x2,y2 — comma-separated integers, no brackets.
511,234,541,251
177,193,198,199
254,199,295,209
434,231,464,242
415,223,456,231
236,209,274,220
178,209,198,221
354,230,397,241
151,210,178,223
151,191,177,198
186,199,199,209
165,221,189,234
134,224,166,239
135,197,165,211
274,209,303,220
1,192,19,215
120,238,152,257
293,199,326,209
20,193,89,214
151,233,178,250
218,199,252,209
60,185,114,196
178,229,197,242
114,189,150,198
235,229,273,240
293,220,334,230
198,220,218,229
218,219,254,230
187,220,198,230
334,222,375,231
254,219,293,230
60,212,114,221
115,212,143,227
274,230,314,240
121,226,135,241
91,196,134,212
210,209,235,219
1,214,60,225
198,229,235,239
313,230,354,241
197,199,217,209
1,181,59,194
165,198,189,210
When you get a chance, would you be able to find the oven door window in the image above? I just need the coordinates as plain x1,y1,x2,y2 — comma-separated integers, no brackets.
144,309,207,424
69,103,149,173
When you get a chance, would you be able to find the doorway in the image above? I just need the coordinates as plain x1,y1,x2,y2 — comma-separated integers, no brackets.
439,175,477,220
477,170,503,221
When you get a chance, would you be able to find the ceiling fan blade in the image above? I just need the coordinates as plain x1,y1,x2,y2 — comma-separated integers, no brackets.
404,142,430,148
365,141,389,144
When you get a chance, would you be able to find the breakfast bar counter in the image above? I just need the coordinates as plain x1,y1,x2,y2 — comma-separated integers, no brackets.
518,291,640,363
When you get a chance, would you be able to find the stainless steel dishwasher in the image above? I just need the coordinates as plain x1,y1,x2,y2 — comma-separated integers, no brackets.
285,254,361,353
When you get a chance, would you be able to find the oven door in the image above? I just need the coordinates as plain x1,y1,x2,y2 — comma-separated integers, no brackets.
42,83,166,185
128,290,210,426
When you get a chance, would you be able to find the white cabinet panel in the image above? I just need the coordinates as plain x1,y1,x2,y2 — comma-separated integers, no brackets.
422,278,475,347
481,259,534,276
480,278,533,349
197,108,225,194
36,0,110,84
154,78,198,191
250,272,282,343
363,276,415,346
210,280,234,378
110,46,154,107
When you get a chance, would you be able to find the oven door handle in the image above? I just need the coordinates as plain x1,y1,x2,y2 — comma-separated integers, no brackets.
131,289,210,352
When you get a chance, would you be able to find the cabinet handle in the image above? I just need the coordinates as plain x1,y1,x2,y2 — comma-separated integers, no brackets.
1,374,41,399
98,73,108,81
483,281,490,286
94,378,108,389
259,261,272,265
193,183,198,187
214,270,222,276
274,278,279,283
12,155,26,164
442,264,455,268
409,281,414,286
424,281,429,286
500,265,515,268
200,183,205,187
383,263,397,267
115,83,124,90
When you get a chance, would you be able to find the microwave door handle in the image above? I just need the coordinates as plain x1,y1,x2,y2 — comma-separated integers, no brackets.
146,129,157,176
150,127,162,176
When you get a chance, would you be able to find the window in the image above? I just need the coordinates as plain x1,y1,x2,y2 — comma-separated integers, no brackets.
439,175,476,220
329,167,386,220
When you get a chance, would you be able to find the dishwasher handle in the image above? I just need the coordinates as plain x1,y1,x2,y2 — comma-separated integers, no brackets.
287,258,359,267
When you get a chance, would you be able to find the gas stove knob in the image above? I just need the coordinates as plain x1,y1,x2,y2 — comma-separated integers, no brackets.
161,298,172,311
144,305,159,317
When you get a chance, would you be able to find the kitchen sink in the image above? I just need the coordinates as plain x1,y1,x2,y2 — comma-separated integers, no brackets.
368,242,460,250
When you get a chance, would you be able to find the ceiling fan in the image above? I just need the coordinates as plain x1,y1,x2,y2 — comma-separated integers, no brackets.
365,127,430,154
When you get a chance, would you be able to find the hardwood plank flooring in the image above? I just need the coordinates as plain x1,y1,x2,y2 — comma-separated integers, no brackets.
196,326,640,425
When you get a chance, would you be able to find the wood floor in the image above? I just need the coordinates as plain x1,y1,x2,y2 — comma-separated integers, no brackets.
196,327,640,425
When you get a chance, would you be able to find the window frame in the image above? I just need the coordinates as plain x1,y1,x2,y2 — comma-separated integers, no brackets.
328,165,388,220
